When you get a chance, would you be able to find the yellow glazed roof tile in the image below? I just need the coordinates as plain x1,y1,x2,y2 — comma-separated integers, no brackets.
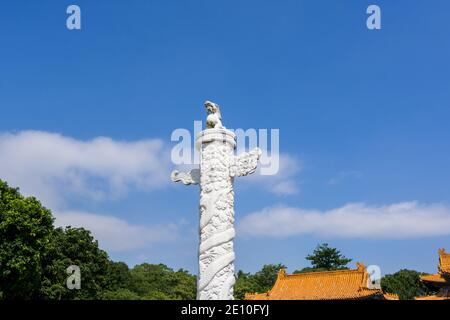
245,263,388,300
420,273,448,284
438,248,450,274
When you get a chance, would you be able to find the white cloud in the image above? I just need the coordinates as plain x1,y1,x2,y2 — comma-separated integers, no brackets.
244,153,302,196
55,211,178,252
238,201,450,239
0,131,172,207
0,130,183,254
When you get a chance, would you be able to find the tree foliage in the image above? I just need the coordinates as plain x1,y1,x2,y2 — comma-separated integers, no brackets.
381,269,434,300
129,263,196,300
253,264,286,292
106,261,132,291
0,180,113,300
234,270,260,300
100,288,140,300
0,179,198,300
295,243,352,272
234,264,286,300
40,226,111,299
0,180,54,299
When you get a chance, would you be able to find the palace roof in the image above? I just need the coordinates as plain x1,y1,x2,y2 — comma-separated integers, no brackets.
438,248,450,275
416,248,450,300
420,273,448,284
415,294,450,300
420,248,450,285
245,263,397,300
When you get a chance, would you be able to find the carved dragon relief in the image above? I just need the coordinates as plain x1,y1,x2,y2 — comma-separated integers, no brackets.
171,101,261,300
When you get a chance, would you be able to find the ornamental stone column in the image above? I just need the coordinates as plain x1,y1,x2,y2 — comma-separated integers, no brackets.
171,101,261,300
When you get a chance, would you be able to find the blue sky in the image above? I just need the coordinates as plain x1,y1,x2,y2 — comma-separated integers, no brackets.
1,1,450,276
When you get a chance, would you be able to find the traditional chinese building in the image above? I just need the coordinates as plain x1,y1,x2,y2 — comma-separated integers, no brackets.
245,263,398,300
415,248,450,300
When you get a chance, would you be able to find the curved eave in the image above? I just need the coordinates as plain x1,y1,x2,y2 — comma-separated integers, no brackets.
420,274,449,284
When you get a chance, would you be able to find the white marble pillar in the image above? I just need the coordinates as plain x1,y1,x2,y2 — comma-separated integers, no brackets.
171,103,261,300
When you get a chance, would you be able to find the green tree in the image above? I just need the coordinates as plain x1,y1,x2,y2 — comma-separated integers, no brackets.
0,180,54,299
129,263,173,297
170,269,196,300
234,270,259,300
105,261,132,291
293,267,328,274
100,288,141,300
143,291,172,300
253,263,286,293
299,243,352,272
233,264,286,299
381,269,434,300
129,263,196,300
40,226,111,299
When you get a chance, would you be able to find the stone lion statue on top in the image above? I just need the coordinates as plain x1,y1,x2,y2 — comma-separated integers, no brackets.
205,101,224,129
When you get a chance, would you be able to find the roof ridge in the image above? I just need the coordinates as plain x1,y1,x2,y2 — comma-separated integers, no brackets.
438,248,450,274
285,268,362,277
